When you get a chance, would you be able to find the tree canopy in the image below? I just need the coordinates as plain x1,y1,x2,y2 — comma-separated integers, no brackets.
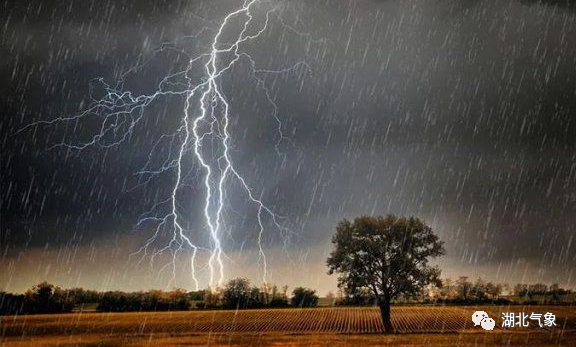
327,215,445,332
291,287,319,308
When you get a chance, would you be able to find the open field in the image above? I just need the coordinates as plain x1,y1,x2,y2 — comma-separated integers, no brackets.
1,306,575,346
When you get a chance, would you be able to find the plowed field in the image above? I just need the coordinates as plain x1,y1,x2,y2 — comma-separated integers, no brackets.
2,305,575,336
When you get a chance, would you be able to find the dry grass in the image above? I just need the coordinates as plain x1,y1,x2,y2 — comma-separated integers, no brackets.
1,305,575,346
3,331,575,347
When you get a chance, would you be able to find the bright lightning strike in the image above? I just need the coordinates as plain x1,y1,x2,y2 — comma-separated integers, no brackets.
19,0,315,289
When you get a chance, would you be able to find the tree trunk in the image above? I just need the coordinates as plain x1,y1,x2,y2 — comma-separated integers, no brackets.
378,301,394,333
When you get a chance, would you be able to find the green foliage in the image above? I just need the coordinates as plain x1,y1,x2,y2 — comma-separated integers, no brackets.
327,215,445,302
327,215,445,332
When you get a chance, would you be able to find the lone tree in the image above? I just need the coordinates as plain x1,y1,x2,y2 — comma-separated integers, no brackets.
327,215,445,333
291,287,319,308
222,278,258,309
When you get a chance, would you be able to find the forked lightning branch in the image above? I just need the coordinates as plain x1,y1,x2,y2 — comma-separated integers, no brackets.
21,0,311,289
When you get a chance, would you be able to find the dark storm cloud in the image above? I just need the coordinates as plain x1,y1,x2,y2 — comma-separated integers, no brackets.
266,0,576,267
1,0,196,250
2,0,576,290
523,0,576,10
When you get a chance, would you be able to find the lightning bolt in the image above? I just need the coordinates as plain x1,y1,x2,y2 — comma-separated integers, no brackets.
19,0,314,289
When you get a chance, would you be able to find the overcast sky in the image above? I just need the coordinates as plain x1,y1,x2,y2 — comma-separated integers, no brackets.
1,0,576,294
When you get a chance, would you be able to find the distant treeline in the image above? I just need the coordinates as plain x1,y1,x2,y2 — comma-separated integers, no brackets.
0,279,319,315
2,277,573,315
335,276,575,306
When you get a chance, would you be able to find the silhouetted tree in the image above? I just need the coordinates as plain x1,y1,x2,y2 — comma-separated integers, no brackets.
25,282,74,313
222,278,261,309
291,287,318,308
202,288,223,308
514,283,529,297
327,215,445,333
168,289,191,310
96,289,192,312
440,278,457,300
261,284,289,307
336,287,375,306
485,282,502,301
0,292,26,315
472,278,487,301
65,287,100,304
456,276,473,301
188,290,207,301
